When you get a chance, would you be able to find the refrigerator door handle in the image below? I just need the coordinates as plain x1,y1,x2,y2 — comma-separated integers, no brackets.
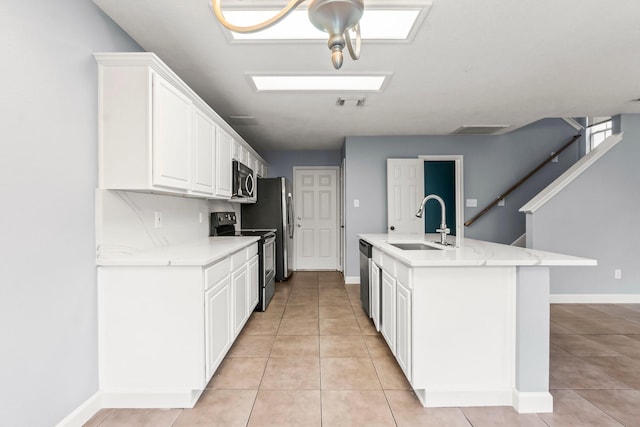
287,193,295,238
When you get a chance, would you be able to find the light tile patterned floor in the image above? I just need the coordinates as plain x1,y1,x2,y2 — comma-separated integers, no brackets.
85,271,640,426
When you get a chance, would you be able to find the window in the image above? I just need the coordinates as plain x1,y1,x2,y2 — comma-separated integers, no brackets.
586,117,612,152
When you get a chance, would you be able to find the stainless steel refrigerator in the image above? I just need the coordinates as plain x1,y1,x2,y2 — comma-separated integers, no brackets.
241,177,294,281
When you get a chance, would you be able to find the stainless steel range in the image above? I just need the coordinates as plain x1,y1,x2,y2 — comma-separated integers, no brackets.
210,212,276,311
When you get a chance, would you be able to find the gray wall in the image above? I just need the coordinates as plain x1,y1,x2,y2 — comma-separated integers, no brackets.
261,150,343,182
344,119,581,277
530,114,640,294
0,2,141,426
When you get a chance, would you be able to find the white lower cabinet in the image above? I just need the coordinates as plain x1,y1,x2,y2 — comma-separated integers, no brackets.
205,275,231,380
231,264,248,337
395,280,412,380
98,242,259,408
381,270,396,353
370,261,381,332
248,255,259,312
378,258,412,383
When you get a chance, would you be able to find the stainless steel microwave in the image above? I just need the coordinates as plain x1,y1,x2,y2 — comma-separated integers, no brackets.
232,160,255,198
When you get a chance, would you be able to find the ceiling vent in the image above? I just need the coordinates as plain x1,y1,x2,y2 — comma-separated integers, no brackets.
450,125,510,135
227,115,258,126
336,97,365,107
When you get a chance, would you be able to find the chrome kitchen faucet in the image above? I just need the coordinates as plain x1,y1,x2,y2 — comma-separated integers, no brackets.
416,194,450,245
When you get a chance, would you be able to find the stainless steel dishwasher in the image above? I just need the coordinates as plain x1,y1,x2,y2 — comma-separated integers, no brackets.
359,239,372,316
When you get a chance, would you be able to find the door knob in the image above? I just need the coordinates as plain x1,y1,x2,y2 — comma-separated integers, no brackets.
390,226,395,231
297,223,301,227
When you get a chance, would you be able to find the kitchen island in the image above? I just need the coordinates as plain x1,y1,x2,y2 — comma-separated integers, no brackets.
359,233,595,413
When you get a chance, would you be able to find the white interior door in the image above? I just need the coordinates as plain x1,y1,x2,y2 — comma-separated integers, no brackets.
294,167,338,270
387,159,424,234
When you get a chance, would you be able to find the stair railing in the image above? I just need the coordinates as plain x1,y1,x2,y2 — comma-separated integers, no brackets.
464,134,582,227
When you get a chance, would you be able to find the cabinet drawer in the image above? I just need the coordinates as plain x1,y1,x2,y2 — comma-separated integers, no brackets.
205,257,231,291
396,262,411,289
380,253,396,277
372,248,382,265
230,249,248,271
246,243,258,259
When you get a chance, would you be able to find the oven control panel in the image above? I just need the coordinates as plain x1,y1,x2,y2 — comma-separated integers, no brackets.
211,211,237,228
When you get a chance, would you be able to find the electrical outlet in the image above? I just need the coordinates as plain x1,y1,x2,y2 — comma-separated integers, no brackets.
354,199,360,208
466,199,478,208
615,269,622,279
154,211,162,229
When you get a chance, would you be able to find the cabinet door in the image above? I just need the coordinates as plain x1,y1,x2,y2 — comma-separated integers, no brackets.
231,139,241,161
396,280,412,380
152,73,192,190
205,276,231,380
247,255,259,313
192,108,215,195
381,270,396,353
371,262,381,331
215,128,233,198
231,266,248,337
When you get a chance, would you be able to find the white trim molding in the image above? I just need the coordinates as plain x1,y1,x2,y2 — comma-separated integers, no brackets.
512,390,553,413
520,132,623,214
344,276,360,284
550,294,640,304
55,392,102,427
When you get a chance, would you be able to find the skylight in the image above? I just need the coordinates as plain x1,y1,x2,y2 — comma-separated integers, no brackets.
224,9,422,40
250,75,387,91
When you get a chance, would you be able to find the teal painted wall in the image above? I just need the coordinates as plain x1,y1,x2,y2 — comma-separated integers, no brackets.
424,161,457,234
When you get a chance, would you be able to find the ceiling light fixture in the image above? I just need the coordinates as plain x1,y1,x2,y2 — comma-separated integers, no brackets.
212,0,364,69
224,9,421,41
250,75,386,91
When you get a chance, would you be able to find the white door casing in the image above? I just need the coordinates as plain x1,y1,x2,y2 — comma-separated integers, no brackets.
294,167,339,270
387,159,424,234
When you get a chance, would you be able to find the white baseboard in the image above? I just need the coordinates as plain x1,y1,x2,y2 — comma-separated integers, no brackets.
55,392,102,427
550,294,640,304
413,388,512,409
512,390,553,413
344,276,359,284
100,389,201,409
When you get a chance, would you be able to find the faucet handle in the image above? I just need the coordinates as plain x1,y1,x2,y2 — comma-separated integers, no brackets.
436,227,451,235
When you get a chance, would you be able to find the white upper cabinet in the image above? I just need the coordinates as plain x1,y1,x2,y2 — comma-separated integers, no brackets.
215,127,233,198
95,52,266,199
192,106,216,195
152,73,193,190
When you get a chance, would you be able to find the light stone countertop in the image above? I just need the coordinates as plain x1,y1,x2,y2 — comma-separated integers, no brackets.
359,233,597,268
97,236,260,267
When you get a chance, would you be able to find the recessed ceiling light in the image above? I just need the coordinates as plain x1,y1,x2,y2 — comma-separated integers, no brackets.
250,75,387,91
224,9,422,40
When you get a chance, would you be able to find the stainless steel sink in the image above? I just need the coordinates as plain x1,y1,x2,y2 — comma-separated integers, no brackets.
389,243,442,250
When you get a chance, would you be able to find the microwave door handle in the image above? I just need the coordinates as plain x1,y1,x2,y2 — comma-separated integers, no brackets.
245,174,255,196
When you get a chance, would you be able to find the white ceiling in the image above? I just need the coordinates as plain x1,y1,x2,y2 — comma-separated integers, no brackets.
94,0,640,152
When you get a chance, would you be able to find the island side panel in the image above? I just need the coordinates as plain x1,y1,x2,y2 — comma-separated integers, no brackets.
514,266,553,413
411,266,516,408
